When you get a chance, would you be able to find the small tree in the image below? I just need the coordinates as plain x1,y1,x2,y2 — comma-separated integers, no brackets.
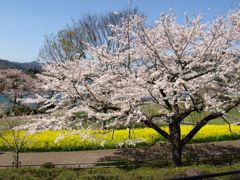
0,119,29,168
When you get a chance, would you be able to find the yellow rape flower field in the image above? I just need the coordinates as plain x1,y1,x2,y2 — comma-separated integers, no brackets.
0,125,240,152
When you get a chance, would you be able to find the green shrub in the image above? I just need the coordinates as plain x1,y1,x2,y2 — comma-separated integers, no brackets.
42,162,55,169
55,171,78,180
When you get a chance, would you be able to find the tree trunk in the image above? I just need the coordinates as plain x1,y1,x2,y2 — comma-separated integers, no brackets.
16,150,19,168
112,130,115,140
15,149,20,168
171,139,183,166
128,127,131,139
169,120,183,166
102,121,106,130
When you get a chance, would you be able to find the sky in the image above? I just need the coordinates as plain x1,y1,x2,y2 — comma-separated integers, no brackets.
0,0,239,63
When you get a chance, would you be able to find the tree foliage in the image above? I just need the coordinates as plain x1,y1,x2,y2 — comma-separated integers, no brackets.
38,8,143,63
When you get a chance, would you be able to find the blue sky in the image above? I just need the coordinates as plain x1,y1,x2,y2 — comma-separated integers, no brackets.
0,0,239,62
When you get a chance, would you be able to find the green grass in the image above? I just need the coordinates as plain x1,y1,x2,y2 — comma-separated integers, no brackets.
141,103,240,125
184,108,240,125
1,163,240,179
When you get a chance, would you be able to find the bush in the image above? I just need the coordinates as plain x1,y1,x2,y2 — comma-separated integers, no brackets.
42,162,55,168
55,171,78,180
9,105,31,116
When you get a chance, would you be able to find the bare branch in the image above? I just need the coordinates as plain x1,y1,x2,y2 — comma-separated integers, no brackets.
221,116,232,133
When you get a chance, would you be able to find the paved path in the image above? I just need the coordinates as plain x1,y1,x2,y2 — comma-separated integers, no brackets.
0,149,119,168
0,140,240,168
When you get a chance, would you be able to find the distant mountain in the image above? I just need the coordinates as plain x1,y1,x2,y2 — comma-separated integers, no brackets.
0,59,42,72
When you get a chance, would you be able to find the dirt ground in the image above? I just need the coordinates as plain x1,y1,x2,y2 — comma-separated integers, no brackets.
0,140,240,168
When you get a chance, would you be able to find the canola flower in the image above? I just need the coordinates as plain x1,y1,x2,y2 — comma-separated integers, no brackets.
0,125,239,152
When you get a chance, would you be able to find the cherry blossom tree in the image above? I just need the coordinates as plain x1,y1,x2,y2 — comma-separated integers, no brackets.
0,69,36,98
0,69,40,114
37,9,240,166
0,69,55,115
0,119,30,168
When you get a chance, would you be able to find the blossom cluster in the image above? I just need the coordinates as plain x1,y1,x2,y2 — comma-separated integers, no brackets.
20,9,240,132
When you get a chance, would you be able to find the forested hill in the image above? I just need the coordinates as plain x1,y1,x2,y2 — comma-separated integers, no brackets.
0,59,42,72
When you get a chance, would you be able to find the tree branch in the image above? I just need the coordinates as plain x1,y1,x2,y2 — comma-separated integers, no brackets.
181,83,198,111
72,81,84,100
159,89,172,111
142,119,170,141
221,116,232,133
138,26,170,72
181,112,223,145
147,89,160,104
182,97,240,145
184,68,216,81
84,83,100,103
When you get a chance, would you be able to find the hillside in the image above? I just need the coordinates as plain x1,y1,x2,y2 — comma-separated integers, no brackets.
0,59,42,72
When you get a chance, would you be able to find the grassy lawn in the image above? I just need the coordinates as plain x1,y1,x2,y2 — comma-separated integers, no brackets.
141,103,240,125
1,163,240,179
184,108,240,125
